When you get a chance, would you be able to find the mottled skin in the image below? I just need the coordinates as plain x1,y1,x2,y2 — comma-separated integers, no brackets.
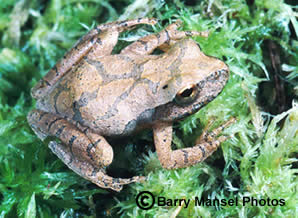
27,18,234,191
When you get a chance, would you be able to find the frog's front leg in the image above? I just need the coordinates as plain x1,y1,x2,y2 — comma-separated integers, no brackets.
121,20,208,56
31,18,157,99
27,109,144,191
153,118,235,169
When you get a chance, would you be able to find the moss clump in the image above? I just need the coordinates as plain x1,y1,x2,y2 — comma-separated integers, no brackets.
0,0,297,217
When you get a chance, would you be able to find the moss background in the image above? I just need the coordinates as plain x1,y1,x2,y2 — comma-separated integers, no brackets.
0,0,297,217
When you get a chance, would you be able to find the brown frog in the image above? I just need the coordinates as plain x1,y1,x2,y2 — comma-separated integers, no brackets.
27,18,234,191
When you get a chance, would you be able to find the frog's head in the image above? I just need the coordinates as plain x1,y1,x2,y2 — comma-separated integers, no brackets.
153,39,229,122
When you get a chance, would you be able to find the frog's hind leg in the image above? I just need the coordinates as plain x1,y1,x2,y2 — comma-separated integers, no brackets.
27,109,114,167
121,20,208,56
27,109,145,191
31,18,157,99
153,118,235,169
49,141,144,192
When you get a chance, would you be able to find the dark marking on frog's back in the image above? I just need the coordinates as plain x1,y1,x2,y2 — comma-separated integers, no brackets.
166,45,187,85
78,89,98,107
73,101,83,123
94,63,159,122
72,89,98,122
84,57,141,85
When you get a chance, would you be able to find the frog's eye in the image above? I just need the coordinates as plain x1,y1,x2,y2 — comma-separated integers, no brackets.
175,84,198,105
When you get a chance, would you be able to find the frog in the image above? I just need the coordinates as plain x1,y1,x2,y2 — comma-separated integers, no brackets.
27,18,235,192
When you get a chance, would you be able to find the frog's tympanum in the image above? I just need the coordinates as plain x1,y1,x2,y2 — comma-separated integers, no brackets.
28,18,234,191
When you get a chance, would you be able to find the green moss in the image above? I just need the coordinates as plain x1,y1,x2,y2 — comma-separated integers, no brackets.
0,0,297,217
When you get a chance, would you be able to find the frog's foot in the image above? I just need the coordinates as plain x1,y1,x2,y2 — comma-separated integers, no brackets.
153,118,236,170
196,117,236,145
49,141,145,192
121,19,209,55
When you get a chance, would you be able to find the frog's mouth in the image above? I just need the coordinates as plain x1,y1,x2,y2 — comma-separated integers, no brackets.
153,68,229,122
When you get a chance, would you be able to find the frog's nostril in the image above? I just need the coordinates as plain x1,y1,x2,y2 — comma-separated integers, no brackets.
162,84,168,89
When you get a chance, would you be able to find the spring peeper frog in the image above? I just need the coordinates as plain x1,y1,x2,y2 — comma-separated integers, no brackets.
27,18,234,191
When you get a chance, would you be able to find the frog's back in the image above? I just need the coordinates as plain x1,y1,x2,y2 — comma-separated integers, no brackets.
36,55,158,136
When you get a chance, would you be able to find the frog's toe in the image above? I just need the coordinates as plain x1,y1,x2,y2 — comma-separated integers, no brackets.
108,176,146,191
197,117,236,144
93,171,147,191
147,17,158,25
